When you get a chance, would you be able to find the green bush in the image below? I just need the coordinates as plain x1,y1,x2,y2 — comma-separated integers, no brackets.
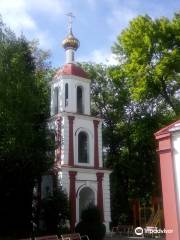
40,187,69,235
75,206,106,240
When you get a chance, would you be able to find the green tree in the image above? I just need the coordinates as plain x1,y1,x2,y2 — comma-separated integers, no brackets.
40,187,69,235
0,19,53,237
80,62,176,225
110,13,180,221
112,13,180,115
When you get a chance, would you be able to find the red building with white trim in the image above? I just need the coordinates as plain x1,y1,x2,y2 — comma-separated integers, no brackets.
155,120,180,240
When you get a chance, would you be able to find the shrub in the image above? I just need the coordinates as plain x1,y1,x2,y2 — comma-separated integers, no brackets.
75,206,106,240
40,187,69,235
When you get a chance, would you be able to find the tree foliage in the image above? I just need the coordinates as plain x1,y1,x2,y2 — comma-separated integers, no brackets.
112,13,180,115
40,187,69,235
0,19,53,237
81,12,180,225
80,54,178,224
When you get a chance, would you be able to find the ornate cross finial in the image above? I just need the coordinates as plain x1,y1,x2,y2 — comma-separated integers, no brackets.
66,12,75,33
62,12,79,62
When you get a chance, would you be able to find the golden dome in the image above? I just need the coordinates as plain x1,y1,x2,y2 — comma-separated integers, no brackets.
62,30,80,51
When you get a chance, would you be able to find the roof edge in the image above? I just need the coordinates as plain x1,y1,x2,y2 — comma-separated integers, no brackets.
154,119,180,137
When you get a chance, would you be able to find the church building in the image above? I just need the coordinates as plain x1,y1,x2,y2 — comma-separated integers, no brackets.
42,14,111,232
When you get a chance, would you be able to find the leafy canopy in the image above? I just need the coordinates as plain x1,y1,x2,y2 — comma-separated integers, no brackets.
112,13,180,115
0,18,53,237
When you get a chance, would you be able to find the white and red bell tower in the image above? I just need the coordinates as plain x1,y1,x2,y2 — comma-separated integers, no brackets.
47,13,111,232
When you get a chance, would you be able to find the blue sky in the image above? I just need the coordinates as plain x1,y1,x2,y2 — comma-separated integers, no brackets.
0,0,180,67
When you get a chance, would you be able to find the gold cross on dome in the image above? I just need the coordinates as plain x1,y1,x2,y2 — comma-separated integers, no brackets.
66,12,75,32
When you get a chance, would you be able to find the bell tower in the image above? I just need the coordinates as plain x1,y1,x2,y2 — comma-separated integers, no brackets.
48,13,111,232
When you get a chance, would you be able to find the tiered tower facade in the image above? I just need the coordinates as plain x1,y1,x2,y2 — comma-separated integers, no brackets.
42,14,111,232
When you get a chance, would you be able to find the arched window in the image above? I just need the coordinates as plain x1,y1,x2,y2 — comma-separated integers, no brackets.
54,87,59,114
65,83,68,107
78,131,89,163
77,86,83,113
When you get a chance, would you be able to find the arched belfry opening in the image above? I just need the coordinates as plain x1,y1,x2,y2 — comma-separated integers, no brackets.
79,187,95,220
78,131,89,163
54,87,59,114
65,83,68,107
77,86,83,113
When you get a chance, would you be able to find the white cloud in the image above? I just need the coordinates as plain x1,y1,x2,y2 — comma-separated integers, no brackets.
79,49,118,66
26,0,70,17
105,1,139,44
0,0,69,50
107,7,137,32
106,0,174,34
32,31,55,49
0,0,36,32
86,0,97,10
